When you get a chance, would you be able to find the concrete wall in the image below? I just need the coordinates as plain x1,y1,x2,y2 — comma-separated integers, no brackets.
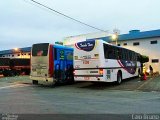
1,52,31,59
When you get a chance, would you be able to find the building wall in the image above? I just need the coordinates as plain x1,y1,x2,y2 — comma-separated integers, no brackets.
1,52,31,59
111,37,160,73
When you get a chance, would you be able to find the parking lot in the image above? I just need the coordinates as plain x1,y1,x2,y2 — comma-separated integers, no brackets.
0,75,160,115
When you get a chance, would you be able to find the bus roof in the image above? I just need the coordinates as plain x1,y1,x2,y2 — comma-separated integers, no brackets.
32,43,73,51
54,44,73,50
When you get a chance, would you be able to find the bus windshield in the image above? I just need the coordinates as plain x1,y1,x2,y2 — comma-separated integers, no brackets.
32,43,49,56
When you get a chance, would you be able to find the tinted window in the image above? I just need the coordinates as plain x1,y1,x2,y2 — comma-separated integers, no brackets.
117,48,122,59
123,43,127,46
150,40,157,44
103,43,140,61
133,42,139,46
103,44,118,59
32,43,49,56
152,59,159,63
54,48,57,60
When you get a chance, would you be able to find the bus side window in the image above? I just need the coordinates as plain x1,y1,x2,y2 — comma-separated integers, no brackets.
109,46,115,59
129,51,132,61
114,47,118,59
126,50,130,60
112,46,117,59
124,50,128,60
103,44,117,59
133,52,136,61
137,54,141,61
117,48,122,59
103,44,108,59
108,47,113,59
54,48,57,60
122,49,125,60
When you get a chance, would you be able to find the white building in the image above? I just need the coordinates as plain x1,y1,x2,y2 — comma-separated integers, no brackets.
63,31,108,47
63,29,160,73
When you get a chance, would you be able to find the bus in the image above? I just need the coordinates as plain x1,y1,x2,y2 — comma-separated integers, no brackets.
0,58,30,76
74,40,141,84
30,43,74,85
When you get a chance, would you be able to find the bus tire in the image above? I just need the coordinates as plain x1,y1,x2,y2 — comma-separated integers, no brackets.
138,69,141,77
116,71,122,85
32,80,38,85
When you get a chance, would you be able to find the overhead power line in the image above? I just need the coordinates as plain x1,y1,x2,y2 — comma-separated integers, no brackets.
26,0,107,32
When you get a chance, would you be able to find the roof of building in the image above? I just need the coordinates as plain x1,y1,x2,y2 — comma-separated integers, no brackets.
0,47,31,55
87,29,160,42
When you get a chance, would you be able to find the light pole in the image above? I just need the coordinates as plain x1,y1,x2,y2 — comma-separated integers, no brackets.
111,29,120,46
13,48,22,58
111,34,118,45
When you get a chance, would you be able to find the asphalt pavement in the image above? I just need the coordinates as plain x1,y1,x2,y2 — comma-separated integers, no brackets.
0,75,160,119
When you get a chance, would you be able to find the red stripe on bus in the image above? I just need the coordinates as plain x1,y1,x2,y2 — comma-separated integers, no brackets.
117,60,128,72
75,43,81,50
117,60,132,74
49,44,54,77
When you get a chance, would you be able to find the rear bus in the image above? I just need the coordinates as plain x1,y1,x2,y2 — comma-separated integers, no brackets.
30,43,74,85
74,40,106,82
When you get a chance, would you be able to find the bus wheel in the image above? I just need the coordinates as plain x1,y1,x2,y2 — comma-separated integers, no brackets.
116,72,122,85
32,80,38,85
138,69,141,77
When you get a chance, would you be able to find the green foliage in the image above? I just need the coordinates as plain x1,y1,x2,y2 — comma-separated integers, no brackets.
55,41,63,45
140,55,149,63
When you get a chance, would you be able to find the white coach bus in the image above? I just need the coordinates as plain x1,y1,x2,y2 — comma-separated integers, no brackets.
74,40,141,84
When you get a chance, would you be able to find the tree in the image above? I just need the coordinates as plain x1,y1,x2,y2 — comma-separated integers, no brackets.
140,55,149,63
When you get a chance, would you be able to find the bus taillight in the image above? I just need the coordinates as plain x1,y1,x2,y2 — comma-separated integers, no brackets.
49,44,54,77
99,69,103,75
73,70,75,75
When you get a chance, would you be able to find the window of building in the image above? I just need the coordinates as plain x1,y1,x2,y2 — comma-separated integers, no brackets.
152,59,159,63
123,43,127,46
12,55,14,57
150,40,157,44
28,53,31,55
117,44,121,46
18,54,20,56
133,42,139,46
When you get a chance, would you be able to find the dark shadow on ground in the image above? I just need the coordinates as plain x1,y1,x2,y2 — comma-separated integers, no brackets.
77,76,160,92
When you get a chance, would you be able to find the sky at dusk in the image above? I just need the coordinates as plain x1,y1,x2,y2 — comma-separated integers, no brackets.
0,0,160,50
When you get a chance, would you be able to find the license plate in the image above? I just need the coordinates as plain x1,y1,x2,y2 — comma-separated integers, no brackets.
83,60,89,64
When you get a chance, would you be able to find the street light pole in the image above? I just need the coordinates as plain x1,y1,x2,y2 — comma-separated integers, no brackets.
112,29,120,46
13,48,22,58
111,34,118,45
